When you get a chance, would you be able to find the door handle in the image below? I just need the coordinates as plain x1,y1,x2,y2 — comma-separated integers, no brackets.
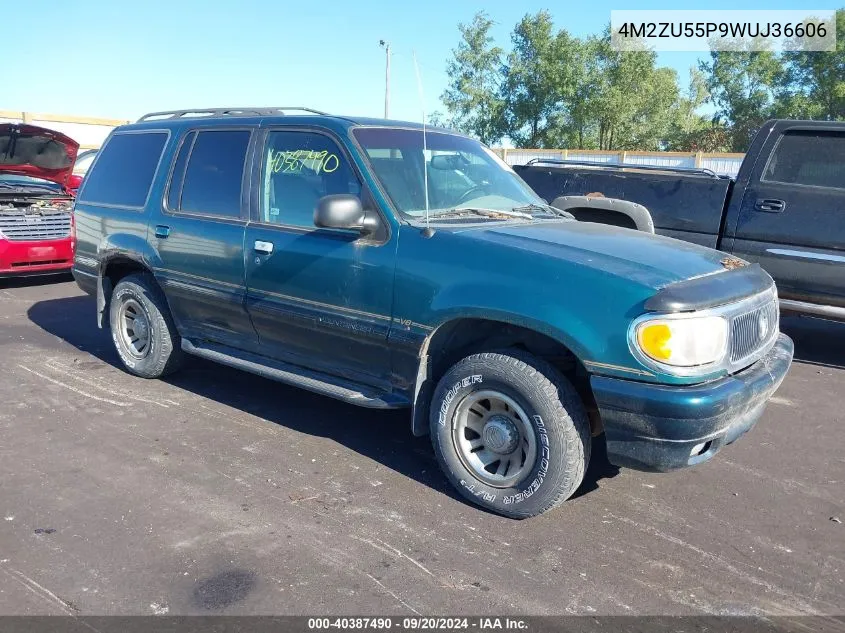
254,240,274,255
154,225,171,238
754,198,786,213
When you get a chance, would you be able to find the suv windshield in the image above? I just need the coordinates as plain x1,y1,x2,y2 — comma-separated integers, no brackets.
353,127,545,219
0,174,63,193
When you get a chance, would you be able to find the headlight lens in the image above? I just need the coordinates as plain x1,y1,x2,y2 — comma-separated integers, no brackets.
635,316,728,367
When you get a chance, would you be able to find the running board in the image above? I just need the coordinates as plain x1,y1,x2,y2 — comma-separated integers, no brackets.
780,299,845,322
181,339,409,409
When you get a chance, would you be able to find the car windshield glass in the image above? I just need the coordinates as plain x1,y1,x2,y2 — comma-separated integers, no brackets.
353,127,544,219
0,175,61,191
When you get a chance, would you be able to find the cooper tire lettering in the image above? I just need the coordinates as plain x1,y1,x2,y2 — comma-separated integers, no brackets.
437,374,482,427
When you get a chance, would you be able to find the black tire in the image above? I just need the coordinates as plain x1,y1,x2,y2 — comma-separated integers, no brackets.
430,349,590,519
108,272,184,379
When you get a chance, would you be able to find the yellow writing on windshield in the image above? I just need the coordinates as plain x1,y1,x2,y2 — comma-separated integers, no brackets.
269,149,340,175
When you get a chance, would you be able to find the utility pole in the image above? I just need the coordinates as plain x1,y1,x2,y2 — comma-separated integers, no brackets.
379,40,390,119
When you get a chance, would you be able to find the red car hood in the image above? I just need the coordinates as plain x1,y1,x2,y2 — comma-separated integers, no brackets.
0,123,79,187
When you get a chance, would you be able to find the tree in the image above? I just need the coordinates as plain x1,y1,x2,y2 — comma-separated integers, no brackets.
581,32,680,150
777,9,845,120
665,68,726,151
699,46,783,151
441,12,505,144
500,11,581,148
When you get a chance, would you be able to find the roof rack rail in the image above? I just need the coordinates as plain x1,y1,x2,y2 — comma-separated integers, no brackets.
136,107,330,122
523,158,719,178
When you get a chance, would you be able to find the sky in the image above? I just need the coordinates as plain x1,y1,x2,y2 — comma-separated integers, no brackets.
7,0,840,124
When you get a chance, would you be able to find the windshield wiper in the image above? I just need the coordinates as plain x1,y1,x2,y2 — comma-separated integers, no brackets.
511,203,574,219
437,207,533,220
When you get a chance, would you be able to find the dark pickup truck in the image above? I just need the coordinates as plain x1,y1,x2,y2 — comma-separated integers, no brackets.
515,119,845,322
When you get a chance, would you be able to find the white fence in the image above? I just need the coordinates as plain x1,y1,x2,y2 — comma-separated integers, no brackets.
496,148,745,178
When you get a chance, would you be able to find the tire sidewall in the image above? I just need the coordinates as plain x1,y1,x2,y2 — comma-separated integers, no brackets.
109,281,164,376
430,356,583,517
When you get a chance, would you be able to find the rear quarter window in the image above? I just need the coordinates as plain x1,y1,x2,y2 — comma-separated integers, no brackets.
79,132,168,208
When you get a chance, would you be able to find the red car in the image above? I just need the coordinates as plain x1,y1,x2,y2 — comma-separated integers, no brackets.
0,123,78,278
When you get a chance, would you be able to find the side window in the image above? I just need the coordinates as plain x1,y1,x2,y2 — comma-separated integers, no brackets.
762,130,845,190
79,132,167,207
260,131,362,227
178,130,251,218
166,131,195,211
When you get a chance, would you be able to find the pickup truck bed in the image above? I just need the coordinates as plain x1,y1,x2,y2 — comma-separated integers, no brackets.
514,119,845,322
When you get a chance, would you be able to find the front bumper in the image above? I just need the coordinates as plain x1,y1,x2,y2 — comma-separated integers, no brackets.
0,237,73,277
591,333,794,472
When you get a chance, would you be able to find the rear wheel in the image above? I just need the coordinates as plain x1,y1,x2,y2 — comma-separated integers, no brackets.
430,349,590,518
109,273,184,378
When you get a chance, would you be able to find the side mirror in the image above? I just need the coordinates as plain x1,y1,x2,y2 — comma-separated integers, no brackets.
314,194,376,234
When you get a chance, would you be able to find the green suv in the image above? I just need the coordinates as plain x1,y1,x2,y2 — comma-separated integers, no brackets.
72,107,793,518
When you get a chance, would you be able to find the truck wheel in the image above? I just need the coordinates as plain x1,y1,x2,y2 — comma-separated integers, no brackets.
109,273,184,379
430,349,590,518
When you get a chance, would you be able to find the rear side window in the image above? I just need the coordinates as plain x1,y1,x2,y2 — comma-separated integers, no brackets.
166,131,195,210
177,130,251,218
79,132,167,207
762,130,845,190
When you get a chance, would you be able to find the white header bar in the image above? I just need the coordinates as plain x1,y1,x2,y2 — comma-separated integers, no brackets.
611,10,837,52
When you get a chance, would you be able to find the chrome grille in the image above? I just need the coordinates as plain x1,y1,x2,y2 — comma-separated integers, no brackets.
730,295,779,364
0,213,71,241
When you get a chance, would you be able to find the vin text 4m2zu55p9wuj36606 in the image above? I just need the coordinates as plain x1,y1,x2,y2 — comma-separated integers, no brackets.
71,107,793,518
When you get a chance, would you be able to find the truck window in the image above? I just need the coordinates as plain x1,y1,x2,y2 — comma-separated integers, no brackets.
178,130,251,218
762,130,845,190
260,131,361,228
79,132,167,208
165,131,196,211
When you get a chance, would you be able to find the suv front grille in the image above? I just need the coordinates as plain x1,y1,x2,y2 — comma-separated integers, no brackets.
0,213,72,241
729,294,780,364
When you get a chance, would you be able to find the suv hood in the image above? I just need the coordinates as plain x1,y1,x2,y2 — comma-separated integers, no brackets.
0,123,79,187
463,220,731,289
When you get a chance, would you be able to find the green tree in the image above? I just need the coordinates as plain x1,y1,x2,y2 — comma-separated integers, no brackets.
441,12,505,144
777,9,845,120
583,32,680,150
666,68,724,151
699,46,783,151
501,11,581,148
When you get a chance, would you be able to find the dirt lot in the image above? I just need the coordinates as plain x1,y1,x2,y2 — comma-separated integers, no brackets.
0,275,842,616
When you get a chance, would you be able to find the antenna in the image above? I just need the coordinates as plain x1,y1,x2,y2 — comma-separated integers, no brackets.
412,50,430,230
379,40,391,118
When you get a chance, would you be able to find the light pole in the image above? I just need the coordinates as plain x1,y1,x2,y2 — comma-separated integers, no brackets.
379,39,390,119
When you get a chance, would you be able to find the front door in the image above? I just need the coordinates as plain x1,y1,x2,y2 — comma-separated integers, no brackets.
149,128,258,348
730,127,845,307
243,127,396,388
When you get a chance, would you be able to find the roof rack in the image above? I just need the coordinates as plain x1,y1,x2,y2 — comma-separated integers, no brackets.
523,158,720,178
136,107,329,122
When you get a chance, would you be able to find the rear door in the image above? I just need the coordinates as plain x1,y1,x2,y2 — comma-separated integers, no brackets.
148,127,258,348
243,126,396,389
729,126,845,307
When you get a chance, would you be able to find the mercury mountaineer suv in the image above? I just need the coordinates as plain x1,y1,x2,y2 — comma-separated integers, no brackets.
72,107,794,518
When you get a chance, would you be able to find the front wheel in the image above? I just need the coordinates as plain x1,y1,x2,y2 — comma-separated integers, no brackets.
430,350,591,518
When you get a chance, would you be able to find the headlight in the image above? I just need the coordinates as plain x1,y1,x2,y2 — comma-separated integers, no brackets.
634,315,728,368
